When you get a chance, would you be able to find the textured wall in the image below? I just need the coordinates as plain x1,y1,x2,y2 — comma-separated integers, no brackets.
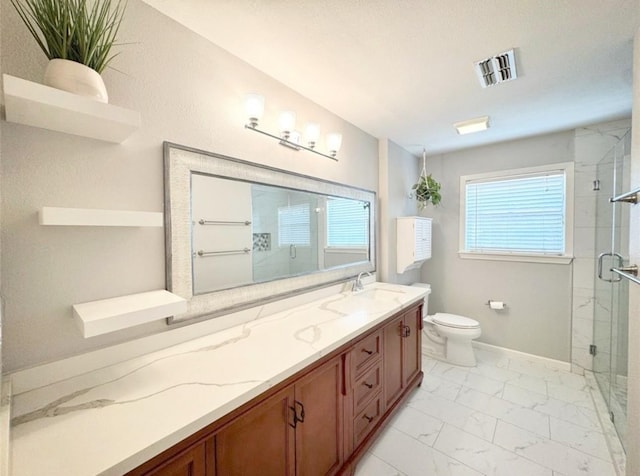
0,0,378,371
420,132,575,361
378,138,421,285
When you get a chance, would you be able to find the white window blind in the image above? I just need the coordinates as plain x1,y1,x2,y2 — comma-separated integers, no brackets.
464,172,566,255
278,203,310,246
327,198,369,247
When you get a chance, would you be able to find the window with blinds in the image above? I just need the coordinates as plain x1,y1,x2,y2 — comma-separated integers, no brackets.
326,197,369,247
278,203,310,246
462,165,571,258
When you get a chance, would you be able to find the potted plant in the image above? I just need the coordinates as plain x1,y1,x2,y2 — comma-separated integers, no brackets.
412,173,442,209
10,0,126,103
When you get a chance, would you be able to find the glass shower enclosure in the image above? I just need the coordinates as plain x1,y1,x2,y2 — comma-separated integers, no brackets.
593,130,632,450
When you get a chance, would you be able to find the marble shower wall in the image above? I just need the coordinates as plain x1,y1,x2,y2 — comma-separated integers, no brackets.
571,119,632,375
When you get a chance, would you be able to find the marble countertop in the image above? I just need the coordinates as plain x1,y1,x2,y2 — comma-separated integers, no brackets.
9,282,426,476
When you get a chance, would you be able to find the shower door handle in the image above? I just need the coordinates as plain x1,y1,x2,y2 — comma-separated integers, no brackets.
598,252,624,282
598,252,612,282
611,253,624,282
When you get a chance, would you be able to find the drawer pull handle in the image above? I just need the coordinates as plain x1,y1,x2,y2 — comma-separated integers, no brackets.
363,382,373,389
363,414,374,423
400,325,411,338
362,348,373,355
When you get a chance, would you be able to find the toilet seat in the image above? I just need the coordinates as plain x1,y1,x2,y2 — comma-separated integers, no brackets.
431,312,480,329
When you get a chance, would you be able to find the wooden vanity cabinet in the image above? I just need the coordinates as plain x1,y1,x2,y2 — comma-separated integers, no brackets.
130,435,214,476
142,439,211,476
383,305,422,408
216,355,343,476
215,386,296,475
126,301,422,476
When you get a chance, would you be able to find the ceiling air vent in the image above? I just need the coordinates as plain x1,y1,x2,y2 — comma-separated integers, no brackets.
474,49,517,88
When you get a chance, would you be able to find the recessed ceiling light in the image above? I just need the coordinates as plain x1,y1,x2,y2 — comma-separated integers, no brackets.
453,116,490,135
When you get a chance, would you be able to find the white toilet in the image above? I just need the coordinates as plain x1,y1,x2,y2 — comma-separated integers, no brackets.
413,283,482,367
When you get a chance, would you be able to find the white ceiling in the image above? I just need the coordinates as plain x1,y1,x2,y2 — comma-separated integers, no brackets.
143,0,639,156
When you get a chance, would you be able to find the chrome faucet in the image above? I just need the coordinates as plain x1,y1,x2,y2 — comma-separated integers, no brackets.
353,271,372,292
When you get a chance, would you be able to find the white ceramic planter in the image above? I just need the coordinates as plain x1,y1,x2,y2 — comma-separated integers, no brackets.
44,59,109,103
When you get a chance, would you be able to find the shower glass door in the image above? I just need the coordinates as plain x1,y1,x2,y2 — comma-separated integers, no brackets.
593,131,631,449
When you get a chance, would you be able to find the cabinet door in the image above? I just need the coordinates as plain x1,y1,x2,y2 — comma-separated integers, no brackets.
215,387,295,476
414,217,432,261
142,440,208,476
294,355,344,476
383,315,404,408
402,306,422,387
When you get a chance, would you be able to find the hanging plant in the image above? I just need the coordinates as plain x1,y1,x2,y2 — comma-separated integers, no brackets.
412,174,442,208
411,149,442,209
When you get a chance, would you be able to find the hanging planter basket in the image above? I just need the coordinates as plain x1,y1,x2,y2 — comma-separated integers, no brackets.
411,149,442,209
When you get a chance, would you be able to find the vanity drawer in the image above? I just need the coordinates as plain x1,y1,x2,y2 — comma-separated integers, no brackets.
352,330,381,375
353,394,382,447
354,363,382,413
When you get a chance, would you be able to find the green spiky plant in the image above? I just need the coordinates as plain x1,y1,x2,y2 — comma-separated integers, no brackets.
10,0,126,74
412,174,442,209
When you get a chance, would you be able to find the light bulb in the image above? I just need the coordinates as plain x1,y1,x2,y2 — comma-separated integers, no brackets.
305,123,320,148
326,133,343,157
278,111,296,139
245,94,264,127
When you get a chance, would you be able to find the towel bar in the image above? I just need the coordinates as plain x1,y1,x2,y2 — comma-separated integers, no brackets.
198,219,251,226
197,248,251,257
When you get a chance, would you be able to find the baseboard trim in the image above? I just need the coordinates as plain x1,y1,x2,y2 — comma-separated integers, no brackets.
472,341,571,372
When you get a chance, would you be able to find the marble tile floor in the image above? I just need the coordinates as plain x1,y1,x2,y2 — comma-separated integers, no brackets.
355,348,622,476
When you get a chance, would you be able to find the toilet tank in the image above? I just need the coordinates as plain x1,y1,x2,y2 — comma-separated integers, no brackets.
411,282,431,318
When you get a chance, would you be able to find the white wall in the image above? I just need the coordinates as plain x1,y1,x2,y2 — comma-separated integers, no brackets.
378,138,422,284
420,132,575,361
624,25,640,476
0,0,378,371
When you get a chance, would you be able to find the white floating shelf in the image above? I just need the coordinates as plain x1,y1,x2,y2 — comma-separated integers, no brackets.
39,207,163,227
73,290,187,338
3,74,141,143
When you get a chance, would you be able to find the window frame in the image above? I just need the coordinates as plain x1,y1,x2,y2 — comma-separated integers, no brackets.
325,197,370,250
458,162,574,264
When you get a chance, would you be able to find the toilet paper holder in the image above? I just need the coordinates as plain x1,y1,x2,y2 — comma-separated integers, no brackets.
486,300,507,309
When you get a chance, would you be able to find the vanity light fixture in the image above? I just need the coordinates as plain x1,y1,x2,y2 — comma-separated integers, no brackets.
326,133,343,158
244,94,341,161
245,93,265,128
453,116,490,135
305,123,320,149
278,111,296,140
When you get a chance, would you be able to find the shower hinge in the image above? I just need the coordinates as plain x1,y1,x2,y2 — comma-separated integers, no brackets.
589,344,597,356
593,179,600,191
610,412,615,423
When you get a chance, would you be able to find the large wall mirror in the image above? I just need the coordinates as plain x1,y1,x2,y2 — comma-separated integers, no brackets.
164,143,376,322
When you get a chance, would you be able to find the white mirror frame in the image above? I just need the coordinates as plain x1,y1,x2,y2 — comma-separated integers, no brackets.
164,142,376,323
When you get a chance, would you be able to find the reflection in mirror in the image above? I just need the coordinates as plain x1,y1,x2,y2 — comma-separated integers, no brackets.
164,143,376,322
191,175,371,295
